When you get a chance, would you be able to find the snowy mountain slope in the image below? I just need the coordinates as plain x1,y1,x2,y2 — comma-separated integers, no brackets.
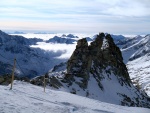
120,35,150,96
0,81,149,113
129,35,150,61
127,54,150,96
0,30,65,78
31,33,150,108
120,35,145,63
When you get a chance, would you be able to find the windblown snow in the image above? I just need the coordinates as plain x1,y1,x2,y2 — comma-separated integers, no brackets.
0,81,149,113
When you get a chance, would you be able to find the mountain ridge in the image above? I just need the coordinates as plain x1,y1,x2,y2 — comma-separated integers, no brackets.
120,35,150,96
0,30,65,78
31,33,150,108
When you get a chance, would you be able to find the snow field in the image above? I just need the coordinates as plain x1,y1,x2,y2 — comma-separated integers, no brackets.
0,81,149,113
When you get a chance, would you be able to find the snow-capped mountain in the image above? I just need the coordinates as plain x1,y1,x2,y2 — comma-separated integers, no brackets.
46,36,76,44
1,80,149,113
120,35,150,96
66,34,79,38
31,33,150,108
0,30,65,78
46,34,92,44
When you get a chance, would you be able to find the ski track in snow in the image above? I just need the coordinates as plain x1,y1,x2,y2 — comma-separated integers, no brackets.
0,81,149,113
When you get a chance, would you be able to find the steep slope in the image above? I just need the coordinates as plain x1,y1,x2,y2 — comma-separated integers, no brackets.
0,30,65,78
121,35,150,96
1,81,150,113
32,33,150,107
120,35,144,63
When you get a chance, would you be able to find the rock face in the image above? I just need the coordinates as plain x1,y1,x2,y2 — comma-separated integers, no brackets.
31,33,150,108
66,33,130,89
66,38,90,88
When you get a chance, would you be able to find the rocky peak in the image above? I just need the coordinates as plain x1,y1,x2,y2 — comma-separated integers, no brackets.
89,33,103,53
76,38,88,48
31,32,150,107
67,38,89,86
66,33,130,86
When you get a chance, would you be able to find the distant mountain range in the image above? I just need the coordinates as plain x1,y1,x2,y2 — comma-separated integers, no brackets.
46,36,77,44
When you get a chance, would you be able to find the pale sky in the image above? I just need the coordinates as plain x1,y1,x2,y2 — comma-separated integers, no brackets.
0,0,150,34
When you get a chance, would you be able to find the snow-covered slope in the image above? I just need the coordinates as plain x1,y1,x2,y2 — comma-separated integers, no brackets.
120,35,144,63
127,54,150,96
0,81,149,113
0,30,65,78
121,35,150,96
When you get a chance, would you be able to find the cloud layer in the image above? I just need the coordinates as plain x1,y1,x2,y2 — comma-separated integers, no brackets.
31,42,76,59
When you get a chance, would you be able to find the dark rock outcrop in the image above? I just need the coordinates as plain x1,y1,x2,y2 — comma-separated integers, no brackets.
0,74,30,85
31,33,150,108
65,33,131,89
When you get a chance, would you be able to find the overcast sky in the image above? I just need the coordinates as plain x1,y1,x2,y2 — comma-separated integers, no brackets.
0,0,150,34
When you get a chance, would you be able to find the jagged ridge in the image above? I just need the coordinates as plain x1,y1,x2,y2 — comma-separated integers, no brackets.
31,33,150,108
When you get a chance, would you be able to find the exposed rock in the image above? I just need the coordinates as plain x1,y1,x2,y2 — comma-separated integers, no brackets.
49,76,63,89
65,33,131,89
32,33,150,108
0,74,30,85
0,76,4,83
